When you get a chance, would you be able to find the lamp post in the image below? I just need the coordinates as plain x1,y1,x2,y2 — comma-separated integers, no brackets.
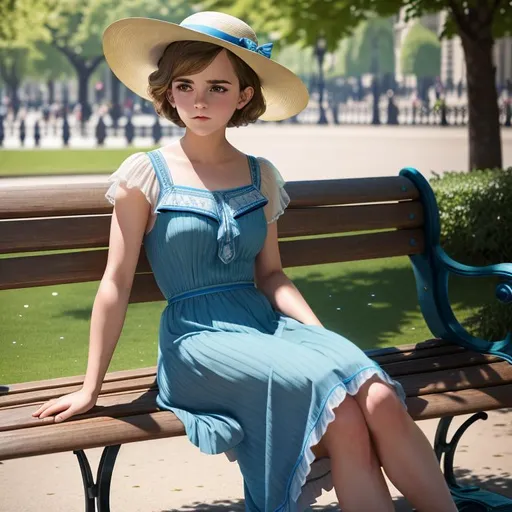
314,36,328,125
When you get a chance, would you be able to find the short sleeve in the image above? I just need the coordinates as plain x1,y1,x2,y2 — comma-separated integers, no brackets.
258,157,291,224
105,152,159,210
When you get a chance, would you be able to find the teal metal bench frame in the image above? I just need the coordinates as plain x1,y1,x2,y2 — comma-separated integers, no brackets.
401,168,512,511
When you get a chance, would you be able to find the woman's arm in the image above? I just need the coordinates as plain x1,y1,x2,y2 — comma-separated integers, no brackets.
255,221,323,327
33,184,150,421
81,185,150,396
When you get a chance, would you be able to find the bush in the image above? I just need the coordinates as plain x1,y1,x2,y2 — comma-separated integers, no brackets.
430,168,512,265
430,168,512,341
464,300,512,341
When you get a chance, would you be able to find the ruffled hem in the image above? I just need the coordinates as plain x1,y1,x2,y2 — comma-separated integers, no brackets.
282,365,407,511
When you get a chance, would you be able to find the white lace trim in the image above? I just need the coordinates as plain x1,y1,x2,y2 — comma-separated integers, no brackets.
258,157,290,224
105,152,159,210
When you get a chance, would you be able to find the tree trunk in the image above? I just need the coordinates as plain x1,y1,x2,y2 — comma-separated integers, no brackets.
47,79,55,104
0,57,21,117
7,80,20,117
110,70,122,129
77,66,92,124
459,25,502,169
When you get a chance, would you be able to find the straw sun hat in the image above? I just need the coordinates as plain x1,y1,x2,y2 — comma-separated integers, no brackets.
102,11,309,121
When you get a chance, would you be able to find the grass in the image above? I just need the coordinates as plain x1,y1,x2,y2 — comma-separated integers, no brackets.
0,148,156,176
0,256,494,384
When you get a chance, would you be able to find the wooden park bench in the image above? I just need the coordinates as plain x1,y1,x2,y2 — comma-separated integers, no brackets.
1,167,511,511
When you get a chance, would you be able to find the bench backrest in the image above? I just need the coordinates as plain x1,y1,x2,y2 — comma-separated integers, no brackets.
0,176,424,300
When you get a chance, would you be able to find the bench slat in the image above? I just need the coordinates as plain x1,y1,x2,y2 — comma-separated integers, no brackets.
0,182,111,219
277,202,424,238
286,177,419,206
3,367,157,395
1,384,510,461
372,344,465,364
382,352,501,377
406,383,512,420
279,230,425,266
399,361,512,396
1,351,503,408
3,362,511,434
0,177,419,219
0,410,186,460
0,389,159,432
0,250,150,290
0,230,425,291
0,215,111,254
0,202,424,254
0,375,157,408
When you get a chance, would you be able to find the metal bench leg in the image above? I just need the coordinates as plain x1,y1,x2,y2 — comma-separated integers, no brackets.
74,449,97,512
434,414,512,511
74,445,121,512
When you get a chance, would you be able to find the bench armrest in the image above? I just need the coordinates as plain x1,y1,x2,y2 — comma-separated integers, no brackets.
399,167,512,364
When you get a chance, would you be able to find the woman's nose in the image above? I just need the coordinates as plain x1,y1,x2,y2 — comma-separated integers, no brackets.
194,91,208,109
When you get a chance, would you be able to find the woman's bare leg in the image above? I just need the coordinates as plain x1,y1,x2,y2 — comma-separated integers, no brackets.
354,375,458,512
313,395,394,512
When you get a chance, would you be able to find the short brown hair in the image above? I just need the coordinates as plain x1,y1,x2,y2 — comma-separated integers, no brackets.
147,41,266,127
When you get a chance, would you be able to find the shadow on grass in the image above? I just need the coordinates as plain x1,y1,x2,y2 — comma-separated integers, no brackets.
290,264,498,350
57,308,92,321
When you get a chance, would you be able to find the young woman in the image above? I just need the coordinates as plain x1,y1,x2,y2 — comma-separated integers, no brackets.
33,11,457,512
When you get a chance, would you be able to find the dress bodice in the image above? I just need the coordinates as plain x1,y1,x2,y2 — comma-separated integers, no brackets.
143,150,269,302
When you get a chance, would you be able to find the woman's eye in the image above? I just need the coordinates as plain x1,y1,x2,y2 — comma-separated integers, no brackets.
176,84,191,91
211,86,227,93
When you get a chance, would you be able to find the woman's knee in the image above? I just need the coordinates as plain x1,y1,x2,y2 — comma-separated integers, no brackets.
322,395,371,455
355,375,405,425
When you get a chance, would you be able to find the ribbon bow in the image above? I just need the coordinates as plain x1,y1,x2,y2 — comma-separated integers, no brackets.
238,37,273,59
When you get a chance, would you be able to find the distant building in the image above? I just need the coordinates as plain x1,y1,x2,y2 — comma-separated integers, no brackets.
394,9,512,92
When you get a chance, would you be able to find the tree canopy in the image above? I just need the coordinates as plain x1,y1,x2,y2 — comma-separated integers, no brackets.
347,17,395,76
204,0,511,50
400,22,441,79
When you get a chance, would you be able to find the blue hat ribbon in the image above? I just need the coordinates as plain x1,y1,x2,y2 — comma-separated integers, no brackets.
181,24,273,59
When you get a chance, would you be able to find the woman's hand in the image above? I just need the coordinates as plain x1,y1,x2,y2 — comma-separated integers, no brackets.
32,388,98,423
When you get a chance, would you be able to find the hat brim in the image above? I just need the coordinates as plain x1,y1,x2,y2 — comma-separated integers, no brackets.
102,17,309,121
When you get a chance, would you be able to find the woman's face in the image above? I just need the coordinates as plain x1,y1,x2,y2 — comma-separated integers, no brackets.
169,49,254,136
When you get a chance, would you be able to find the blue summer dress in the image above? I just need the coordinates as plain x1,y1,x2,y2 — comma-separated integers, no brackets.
106,149,407,511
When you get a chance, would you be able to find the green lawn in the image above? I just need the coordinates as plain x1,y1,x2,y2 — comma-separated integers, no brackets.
0,148,155,176
1,256,493,384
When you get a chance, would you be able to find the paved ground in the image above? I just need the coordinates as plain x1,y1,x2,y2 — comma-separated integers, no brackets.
1,410,510,511
2,125,512,185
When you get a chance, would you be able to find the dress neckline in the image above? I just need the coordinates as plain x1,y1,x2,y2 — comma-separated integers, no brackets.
155,149,259,196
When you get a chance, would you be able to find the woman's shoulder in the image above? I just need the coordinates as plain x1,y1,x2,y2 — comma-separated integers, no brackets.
105,151,159,208
115,151,153,173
